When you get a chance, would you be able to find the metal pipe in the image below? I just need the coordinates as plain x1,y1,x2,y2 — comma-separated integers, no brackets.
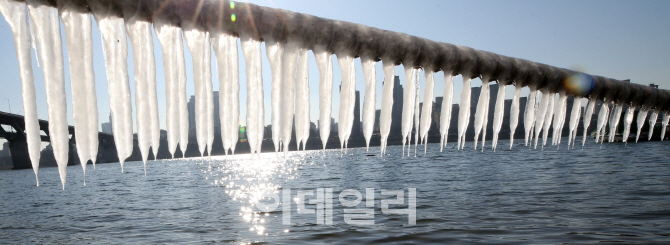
16,0,670,112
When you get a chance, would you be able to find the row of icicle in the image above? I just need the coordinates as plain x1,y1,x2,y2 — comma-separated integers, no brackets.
1,0,669,190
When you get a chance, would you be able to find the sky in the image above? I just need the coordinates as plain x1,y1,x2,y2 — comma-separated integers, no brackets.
1,0,669,133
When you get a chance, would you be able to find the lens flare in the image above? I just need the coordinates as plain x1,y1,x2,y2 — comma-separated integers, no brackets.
230,1,235,9
231,14,236,22
564,73,594,96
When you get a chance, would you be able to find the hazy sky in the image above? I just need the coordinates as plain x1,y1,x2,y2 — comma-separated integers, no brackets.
0,0,669,132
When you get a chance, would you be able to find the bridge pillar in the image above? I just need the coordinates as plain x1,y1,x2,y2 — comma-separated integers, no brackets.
8,138,33,170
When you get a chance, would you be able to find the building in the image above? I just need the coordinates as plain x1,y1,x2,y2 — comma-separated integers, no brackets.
101,114,112,134
188,91,222,141
351,90,362,139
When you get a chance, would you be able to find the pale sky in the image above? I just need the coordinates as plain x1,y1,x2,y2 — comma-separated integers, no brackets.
0,0,669,132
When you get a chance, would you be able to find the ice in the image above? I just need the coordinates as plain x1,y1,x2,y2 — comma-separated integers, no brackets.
211,31,240,155
295,49,310,151
265,40,284,153
60,6,98,180
92,10,132,172
419,70,435,153
337,54,356,150
126,17,158,173
491,82,507,151
596,102,610,143
622,105,635,143
155,21,180,157
524,89,537,146
175,30,189,158
361,56,376,151
567,96,582,148
281,42,299,156
439,74,454,152
533,90,551,149
582,98,596,147
540,93,555,148
608,102,624,142
473,77,490,150
401,66,417,154
314,47,333,151
26,2,68,189
457,77,473,150
379,60,395,154
509,84,521,149
551,92,567,146
413,70,420,156
240,36,264,159
648,111,659,141
635,107,648,143
0,0,41,185
661,113,669,141
183,27,213,157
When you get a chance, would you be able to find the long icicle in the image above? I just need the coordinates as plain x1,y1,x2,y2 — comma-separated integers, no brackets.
473,77,491,150
439,74,454,152
567,96,582,147
91,8,132,172
401,66,417,155
295,48,310,151
551,92,565,146
533,90,551,149
622,105,636,143
60,5,98,183
541,93,555,149
240,36,264,159
419,70,435,154
582,98,596,147
314,46,333,152
379,60,395,154
155,20,180,158
492,82,507,151
266,40,284,154
27,1,68,189
126,17,157,174
524,89,537,146
337,54,356,151
648,110,659,141
635,107,649,143
457,76,473,150
509,83,521,149
211,31,239,155
183,27,212,158
281,42,299,157
413,69,420,156
0,0,41,185
607,102,623,142
595,102,609,143
361,56,376,151
660,113,669,141
176,29,189,158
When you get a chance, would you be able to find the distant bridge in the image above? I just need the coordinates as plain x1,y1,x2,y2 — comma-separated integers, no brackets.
0,111,118,169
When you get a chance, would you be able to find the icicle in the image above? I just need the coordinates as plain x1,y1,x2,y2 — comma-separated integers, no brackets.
295,49,310,151
509,84,521,149
27,1,68,189
240,36,264,159
379,60,395,154
266,40,284,154
567,96,582,147
473,77,491,150
541,93,555,148
0,0,41,185
622,105,635,143
419,70,435,154
337,54,356,151
481,87,490,151
413,69,420,156
361,56,376,151
648,110,659,141
551,92,567,146
281,42,299,157
608,102,624,142
582,98,596,147
175,29,189,158
439,74,454,152
661,113,669,141
492,82,507,151
92,9,132,172
570,98,582,149
595,102,609,143
155,21,179,158
457,76,473,150
183,27,213,158
60,5,98,179
126,17,158,172
533,90,551,149
635,107,649,143
401,66,417,154
314,47,333,151
212,31,239,155
524,89,537,146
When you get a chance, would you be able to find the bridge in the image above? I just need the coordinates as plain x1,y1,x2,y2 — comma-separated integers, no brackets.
0,111,118,169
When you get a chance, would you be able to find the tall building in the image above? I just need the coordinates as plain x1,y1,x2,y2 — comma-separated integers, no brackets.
390,76,403,137
351,90,362,139
188,91,222,141
101,114,112,134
